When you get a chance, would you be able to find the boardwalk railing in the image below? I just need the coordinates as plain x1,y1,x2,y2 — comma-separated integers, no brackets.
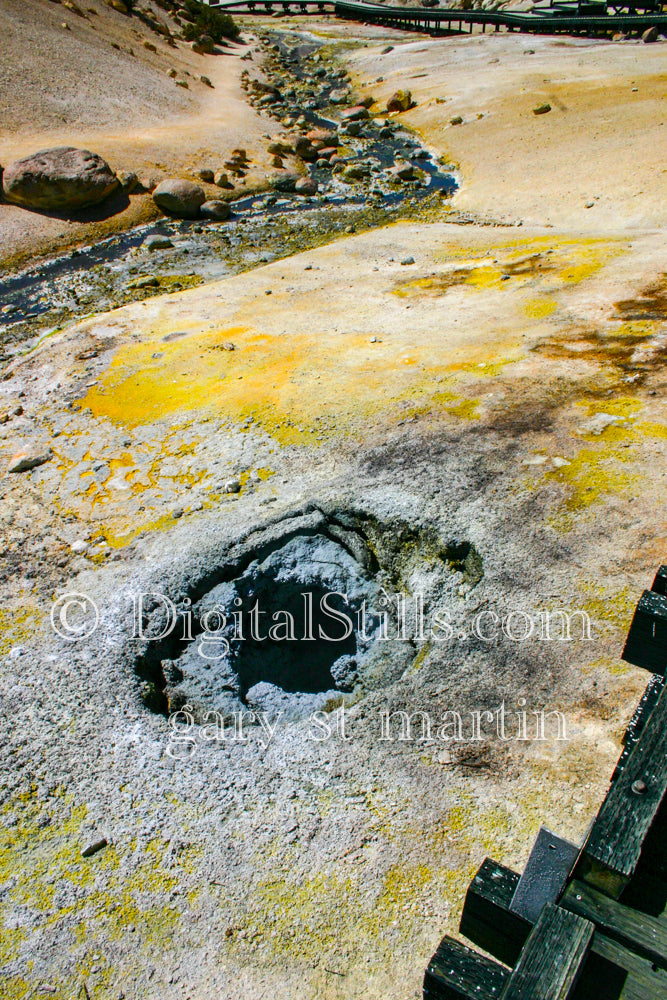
424,565,667,1000
209,0,667,36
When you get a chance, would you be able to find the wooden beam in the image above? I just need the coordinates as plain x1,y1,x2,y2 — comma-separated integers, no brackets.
577,684,667,898
457,857,667,996
460,859,531,967
590,932,667,998
424,935,509,1000
561,879,667,969
500,904,593,999
622,589,667,673
509,827,579,924
613,673,665,781
652,565,667,596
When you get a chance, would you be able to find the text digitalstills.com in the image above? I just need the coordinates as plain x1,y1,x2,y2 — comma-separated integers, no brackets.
50,589,596,647
47,590,584,759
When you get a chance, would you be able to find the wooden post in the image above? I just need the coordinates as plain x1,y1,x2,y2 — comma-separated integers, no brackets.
500,904,594,1000
577,685,667,897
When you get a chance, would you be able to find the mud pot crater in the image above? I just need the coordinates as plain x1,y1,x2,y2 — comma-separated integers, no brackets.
131,506,483,724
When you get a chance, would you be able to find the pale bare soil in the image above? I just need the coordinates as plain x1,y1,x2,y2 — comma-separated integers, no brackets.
0,12,666,1000
350,32,667,230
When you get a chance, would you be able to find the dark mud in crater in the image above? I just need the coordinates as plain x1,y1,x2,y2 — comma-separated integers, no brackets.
133,507,483,724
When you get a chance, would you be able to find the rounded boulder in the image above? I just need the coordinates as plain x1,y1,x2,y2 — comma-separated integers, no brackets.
200,200,231,220
153,179,206,218
295,177,318,195
2,147,119,211
387,90,413,113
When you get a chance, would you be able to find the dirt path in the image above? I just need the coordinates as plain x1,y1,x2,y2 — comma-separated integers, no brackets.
0,0,274,267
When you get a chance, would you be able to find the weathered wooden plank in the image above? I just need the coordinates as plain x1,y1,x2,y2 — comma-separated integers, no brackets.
460,859,531,967
577,684,667,898
459,858,667,998
622,590,667,673
562,879,667,969
583,931,667,1000
630,806,667,885
652,565,667,596
613,674,665,781
509,827,580,924
423,935,509,1000
500,904,593,1000
460,860,531,962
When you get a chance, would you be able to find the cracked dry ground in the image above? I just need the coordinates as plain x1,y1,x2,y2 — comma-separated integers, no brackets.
1,41,667,1000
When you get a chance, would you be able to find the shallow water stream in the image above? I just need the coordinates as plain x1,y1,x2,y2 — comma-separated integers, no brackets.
0,29,457,352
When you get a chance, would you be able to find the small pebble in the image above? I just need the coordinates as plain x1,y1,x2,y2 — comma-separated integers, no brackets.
82,838,107,858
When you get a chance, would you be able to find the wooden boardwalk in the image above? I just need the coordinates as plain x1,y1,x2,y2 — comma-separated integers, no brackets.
209,0,667,38
424,565,667,1000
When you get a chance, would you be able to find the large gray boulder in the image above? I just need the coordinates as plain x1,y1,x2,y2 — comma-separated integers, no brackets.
152,179,206,218
2,147,119,211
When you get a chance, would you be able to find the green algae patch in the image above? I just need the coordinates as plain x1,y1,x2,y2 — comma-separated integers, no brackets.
427,233,624,280
524,297,558,320
547,442,638,513
405,641,432,676
251,859,437,966
579,395,641,423
0,976,32,1000
583,654,631,678
580,581,637,634
444,398,480,420
157,275,204,293
544,393,667,531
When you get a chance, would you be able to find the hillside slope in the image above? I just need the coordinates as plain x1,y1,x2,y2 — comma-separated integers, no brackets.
0,0,268,266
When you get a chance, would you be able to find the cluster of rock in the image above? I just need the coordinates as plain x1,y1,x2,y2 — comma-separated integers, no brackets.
221,148,248,179
165,66,212,90
0,35,440,233
148,149,250,218
238,37,428,202
264,128,343,194
0,145,237,223
152,179,230,219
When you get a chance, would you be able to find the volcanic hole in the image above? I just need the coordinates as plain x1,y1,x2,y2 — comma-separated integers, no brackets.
135,519,483,722
231,581,359,698
154,532,399,722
